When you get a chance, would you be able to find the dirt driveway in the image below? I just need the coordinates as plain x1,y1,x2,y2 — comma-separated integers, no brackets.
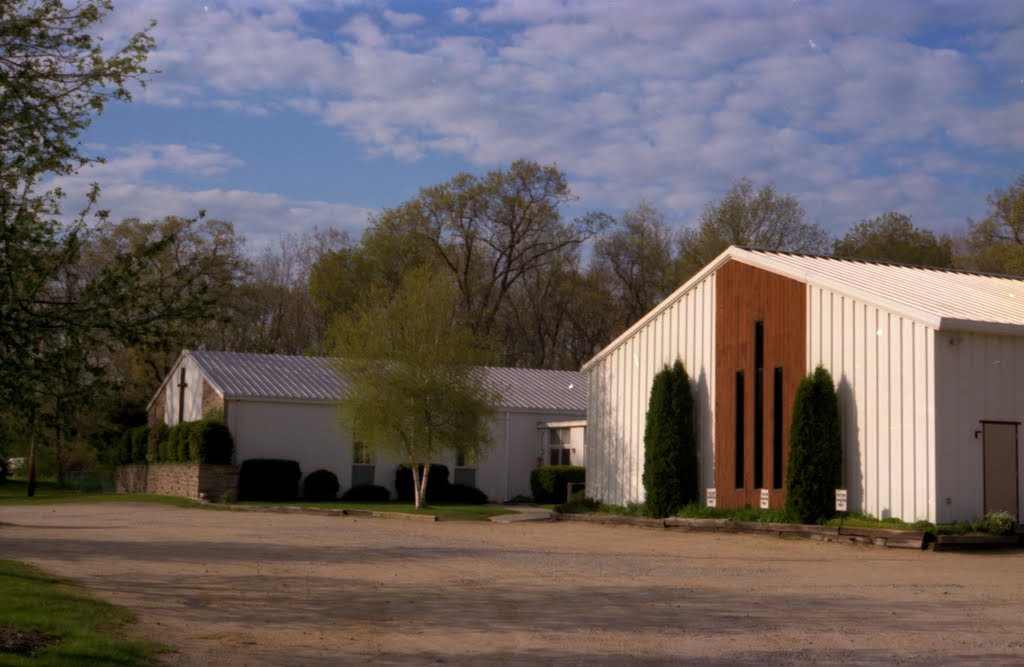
2,503,1024,665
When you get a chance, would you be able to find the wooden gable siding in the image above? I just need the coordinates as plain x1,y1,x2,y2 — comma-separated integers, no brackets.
715,260,806,509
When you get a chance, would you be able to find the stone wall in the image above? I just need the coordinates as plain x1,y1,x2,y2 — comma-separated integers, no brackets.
115,464,238,501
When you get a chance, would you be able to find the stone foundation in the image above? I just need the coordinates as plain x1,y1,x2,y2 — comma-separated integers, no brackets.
115,464,238,501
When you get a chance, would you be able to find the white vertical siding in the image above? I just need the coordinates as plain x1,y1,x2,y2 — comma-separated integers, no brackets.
586,276,716,506
807,286,936,522
933,332,1024,523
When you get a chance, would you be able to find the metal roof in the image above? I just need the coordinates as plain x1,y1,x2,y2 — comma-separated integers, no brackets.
188,350,587,413
583,245,1024,371
739,247,1024,333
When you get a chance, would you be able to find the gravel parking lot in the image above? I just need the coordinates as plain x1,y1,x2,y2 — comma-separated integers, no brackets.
2,503,1023,665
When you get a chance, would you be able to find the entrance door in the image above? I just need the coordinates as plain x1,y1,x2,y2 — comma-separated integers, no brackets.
982,422,1019,519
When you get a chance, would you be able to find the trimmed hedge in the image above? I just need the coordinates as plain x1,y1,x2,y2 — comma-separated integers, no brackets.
446,483,488,505
238,459,302,501
340,484,391,502
530,465,586,503
303,469,340,501
395,464,450,502
187,421,233,465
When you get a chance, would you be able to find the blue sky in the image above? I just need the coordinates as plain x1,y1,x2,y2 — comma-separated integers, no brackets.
60,0,1024,250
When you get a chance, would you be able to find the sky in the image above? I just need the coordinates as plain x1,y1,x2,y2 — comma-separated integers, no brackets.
58,0,1024,250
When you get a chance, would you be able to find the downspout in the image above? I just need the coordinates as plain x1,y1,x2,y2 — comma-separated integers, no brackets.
503,411,511,501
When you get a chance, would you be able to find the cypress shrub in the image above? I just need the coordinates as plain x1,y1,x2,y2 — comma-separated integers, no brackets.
148,422,169,463
340,484,391,502
174,423,190,462
116,430,133,465
187,421,234,464
395,464,450,502
642,360,697,518
785,366,843,524
165,427,178,462
530,465,586,503
129,426,150,464
303,469,340,501
238,459,302,501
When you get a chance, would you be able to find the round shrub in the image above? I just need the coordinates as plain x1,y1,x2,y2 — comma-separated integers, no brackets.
303,469,340,501
981,511,1017,536
238,459,301,501
446,483,488,504
341,484,391,502
395,464,450,502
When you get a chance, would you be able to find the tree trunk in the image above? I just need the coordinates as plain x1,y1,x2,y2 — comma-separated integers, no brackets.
27,435,37,497
418,464,431,510
55,423,65,487
411,463,422,509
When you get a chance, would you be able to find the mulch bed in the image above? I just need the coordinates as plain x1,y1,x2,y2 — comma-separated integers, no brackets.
0,626,55,657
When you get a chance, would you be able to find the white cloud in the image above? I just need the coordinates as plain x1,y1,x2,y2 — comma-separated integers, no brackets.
381,9,424,29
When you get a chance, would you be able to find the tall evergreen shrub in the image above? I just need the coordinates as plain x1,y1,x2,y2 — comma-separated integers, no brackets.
785,366,842,523
642,361,697,517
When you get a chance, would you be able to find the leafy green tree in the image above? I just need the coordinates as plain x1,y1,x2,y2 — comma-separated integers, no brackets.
785,366,842,524
329,265,501,509
366,160,609,338
957,175,1024,276
642,360,697,517
834,212,953,267
677,177,831,279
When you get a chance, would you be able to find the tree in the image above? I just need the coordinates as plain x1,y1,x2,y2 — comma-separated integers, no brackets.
367,160,609,338
328,265,501,509
642,360,697,518
785,366,842,524
834,212,953,267
957,175,1024,276
593,202,681,328
677,178,831,279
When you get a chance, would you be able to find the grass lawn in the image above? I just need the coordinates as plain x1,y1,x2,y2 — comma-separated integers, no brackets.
0,480,511,521
0,481,202,509
230,500,513,521
0,560,165,666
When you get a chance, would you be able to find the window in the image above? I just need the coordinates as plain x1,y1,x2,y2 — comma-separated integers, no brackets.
548,428,572,466
753,321,764,489
352,440,374,487
735,370,745,489
772,367,784,489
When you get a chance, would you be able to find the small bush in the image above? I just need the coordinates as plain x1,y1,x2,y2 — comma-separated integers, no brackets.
980,511,1018,536
147,422,169,463
446,483,488,504
340,484,391,502
238,459,302,501
507,494,532,504
395,464,450,502
530,465,586,503
303,469,341,501
555,495,600,514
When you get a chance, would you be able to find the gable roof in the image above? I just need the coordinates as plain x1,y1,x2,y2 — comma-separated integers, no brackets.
169,350,586,413
583,245,1024,372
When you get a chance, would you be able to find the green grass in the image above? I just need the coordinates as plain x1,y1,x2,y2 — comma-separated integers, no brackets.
0,481,511,521
0,560,166,666
230,500,513,521
0,481,203,509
